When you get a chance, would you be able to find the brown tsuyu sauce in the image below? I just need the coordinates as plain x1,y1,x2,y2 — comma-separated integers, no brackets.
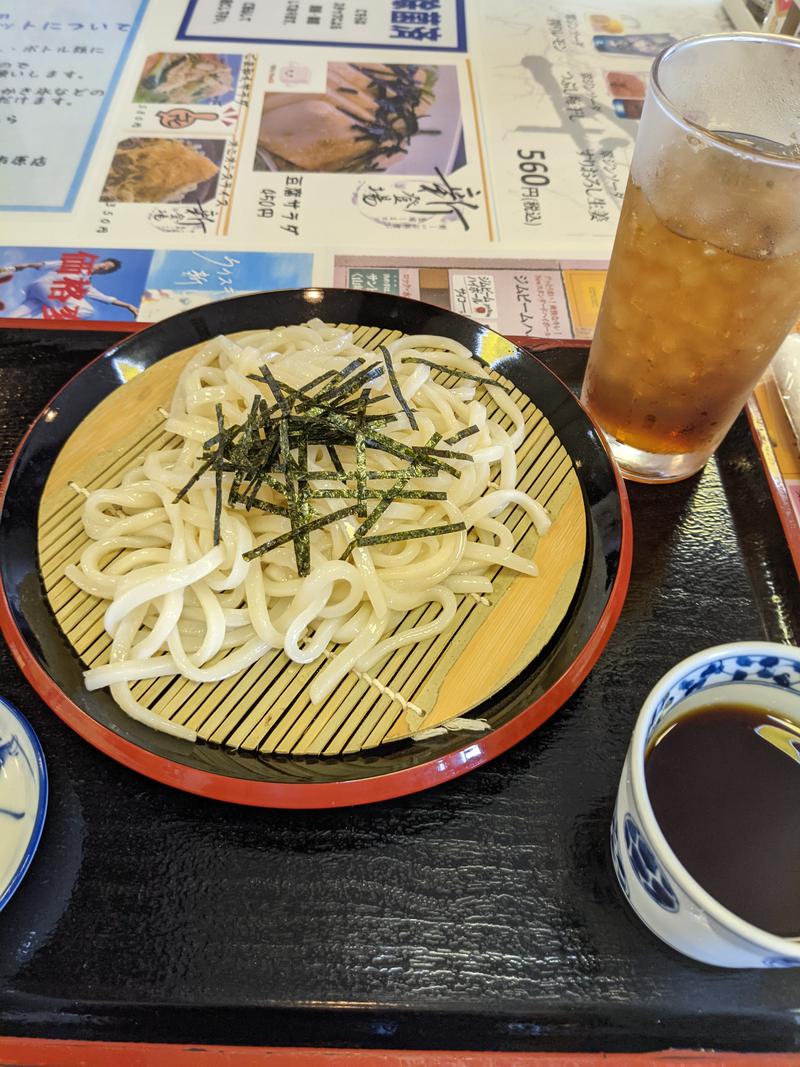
645,703,800,937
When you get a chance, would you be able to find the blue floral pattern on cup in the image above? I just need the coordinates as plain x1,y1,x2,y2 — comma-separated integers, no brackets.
648,653,800,739
623,813,679,912
763,955,800,968
610,814,629,899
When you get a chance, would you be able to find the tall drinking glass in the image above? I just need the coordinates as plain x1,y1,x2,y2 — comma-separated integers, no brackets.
581,33,800,483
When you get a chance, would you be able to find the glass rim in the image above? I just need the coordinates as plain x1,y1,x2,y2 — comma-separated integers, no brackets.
650,31,800,170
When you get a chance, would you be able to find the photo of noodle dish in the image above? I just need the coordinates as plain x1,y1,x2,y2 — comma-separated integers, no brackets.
49,318,582,754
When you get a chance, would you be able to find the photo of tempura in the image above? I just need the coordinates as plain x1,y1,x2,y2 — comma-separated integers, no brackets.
100,138,223,204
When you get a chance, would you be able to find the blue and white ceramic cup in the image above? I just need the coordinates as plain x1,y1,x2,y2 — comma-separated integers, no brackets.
612,641,800,968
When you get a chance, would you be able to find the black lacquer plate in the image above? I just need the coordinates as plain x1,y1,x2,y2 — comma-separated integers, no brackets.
0,289,631,807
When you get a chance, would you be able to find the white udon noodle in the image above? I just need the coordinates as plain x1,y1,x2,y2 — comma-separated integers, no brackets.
65,320,551,742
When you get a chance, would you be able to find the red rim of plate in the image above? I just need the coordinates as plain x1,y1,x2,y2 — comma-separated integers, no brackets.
0,340,632,809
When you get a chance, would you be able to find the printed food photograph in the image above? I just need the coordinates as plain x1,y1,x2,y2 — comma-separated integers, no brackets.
100,138,225,204
589,13,627,33
254,62,465,175
604,70,648,99
133,52,242,105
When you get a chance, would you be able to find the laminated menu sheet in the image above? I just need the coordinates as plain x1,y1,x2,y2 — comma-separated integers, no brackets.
749,335,800,579
0,0,729,330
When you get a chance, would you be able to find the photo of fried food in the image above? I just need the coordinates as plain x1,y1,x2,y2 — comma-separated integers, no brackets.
100,138,222,204
255,62,462,175
134,53,239,105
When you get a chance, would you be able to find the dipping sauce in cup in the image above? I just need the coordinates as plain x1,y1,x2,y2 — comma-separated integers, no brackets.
645,702,800,937
612,641,800,967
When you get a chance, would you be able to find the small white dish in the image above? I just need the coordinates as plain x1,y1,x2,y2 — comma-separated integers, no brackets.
612,641,800,968
0,696,47,912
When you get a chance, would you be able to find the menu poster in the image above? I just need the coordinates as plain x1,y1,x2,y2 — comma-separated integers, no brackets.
0,0,731,329
0,1,149,212
177,0,468,51
0,246,312,322
332,253,606,340
478,1,729,250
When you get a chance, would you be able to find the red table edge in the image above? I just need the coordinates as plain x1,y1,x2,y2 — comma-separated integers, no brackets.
745,397,800,578
0,330,630,808
0,1040,794,1066
0,316,146,333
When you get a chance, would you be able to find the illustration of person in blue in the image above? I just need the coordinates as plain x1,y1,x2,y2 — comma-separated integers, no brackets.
0,256,138,319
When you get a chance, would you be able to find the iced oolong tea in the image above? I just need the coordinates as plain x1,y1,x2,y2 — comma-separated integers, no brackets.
582,179,800,457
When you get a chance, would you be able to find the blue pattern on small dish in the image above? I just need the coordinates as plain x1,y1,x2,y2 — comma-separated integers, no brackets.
623,813,679,912
763,955,800,968
0,697,47,912
610,814,629,899
647,653,800,740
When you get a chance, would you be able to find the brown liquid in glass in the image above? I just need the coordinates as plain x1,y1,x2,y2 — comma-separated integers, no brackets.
645,703,800,937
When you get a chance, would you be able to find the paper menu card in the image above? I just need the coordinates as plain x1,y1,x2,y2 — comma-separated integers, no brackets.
0,0,730,327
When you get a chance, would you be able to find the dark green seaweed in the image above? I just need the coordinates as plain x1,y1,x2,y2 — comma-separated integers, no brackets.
174,347,480,576
404,356,514,395
379,343,418,431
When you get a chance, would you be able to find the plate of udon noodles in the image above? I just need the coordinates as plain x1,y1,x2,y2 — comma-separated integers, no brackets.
0,290,631,807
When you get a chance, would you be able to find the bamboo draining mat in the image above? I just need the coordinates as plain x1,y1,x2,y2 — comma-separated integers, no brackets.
38,326,586,756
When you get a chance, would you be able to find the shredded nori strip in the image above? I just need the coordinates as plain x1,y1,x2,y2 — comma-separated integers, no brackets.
243,504,358,561
230,394,261,497
379,344,418,430
354,390,369,518
292,356,365,408
257,363,291,415
338,391,391,411
227,493,288,516
306,488,446,500
300,361,383,409
212,404,225,545
173,347,479,577
173,454,214,502
248,363,360,418
404,356,514,395
328,445,346,477
354,522,466,548
278,413,311,575
287,400,466,476
341,473,412,560
445,424,479,445
202,420,243,451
